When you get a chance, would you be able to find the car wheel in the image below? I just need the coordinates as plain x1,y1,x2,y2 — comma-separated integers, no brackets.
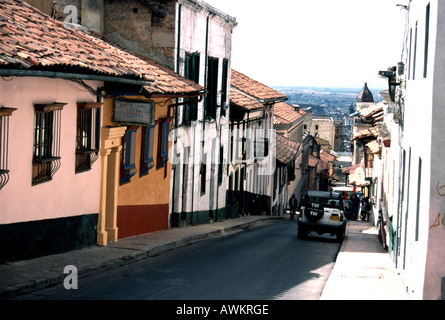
336,229,345,242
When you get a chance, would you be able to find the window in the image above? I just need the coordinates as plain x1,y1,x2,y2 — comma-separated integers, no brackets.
228,173,233,203
205,57,219,119
32,103,65,185
0,107,16,190
75,102,100,173
218,146,223,185
140,125,155,177
424,3,430,78
120,127,138,185
183,53,200,124
254,137,269,159
157,120,171,169
220,59,229,116
200,153,207,195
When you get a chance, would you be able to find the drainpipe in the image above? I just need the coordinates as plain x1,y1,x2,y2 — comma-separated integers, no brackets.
204,15,210,218
176,3,182,75
173,2,182,225
204,15,210,121
96,87,105,150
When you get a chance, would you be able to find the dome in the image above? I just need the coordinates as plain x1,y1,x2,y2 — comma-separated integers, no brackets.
356,82,374,103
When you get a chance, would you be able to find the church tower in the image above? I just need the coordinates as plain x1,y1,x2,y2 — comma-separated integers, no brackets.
355,82,374,111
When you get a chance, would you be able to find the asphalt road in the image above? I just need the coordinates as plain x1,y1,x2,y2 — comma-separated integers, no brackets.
12,219,341,300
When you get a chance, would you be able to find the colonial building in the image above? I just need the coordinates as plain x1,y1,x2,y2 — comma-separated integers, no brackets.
334,120,345,152
26,0,238,227
347,0,445,300
355,82,375,111
351,83,377,165
310,116,336,152
0,0,203,261
377,0,445,300
273,102,307,203
228,69,288,216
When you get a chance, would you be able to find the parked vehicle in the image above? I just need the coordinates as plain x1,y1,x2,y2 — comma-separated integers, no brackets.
298,190,347,242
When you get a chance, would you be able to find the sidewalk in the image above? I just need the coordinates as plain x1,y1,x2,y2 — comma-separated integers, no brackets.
0,215,410,300
320,220,411,300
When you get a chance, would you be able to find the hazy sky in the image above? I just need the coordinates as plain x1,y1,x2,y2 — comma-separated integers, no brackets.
204,0,409,90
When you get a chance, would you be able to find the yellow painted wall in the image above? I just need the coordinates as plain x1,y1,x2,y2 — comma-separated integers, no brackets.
102,95,173,206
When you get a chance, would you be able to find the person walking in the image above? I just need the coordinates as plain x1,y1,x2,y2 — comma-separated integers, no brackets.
360,198,370,221
352,194,360,220
289,194,298,220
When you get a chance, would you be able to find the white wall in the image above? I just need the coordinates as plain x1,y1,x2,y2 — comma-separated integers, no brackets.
171,2,235,218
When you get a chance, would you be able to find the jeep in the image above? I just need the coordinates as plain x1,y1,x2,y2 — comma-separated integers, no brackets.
297,190,347,242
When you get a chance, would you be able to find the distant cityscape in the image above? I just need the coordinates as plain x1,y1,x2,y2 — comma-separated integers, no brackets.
274,86,383,146
274,86,383,112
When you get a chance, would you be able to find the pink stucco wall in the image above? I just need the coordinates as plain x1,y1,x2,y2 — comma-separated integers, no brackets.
0,77,102,224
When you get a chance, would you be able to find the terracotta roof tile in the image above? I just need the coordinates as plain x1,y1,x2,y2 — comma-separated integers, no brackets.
231,69,287,102
230,87,264,111
366,140,381,154
359,102,384,122
320,150,336,163
308,154,320,168
275,133,300,165
274,102,304,125
352,126,379,140
0,0,204,96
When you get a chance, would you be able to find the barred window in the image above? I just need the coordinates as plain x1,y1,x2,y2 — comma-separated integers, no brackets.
32,103,65,185
75,102,101,173
0,107,17,190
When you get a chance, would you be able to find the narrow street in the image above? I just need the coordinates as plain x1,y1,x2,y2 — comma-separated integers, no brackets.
11,219,341,300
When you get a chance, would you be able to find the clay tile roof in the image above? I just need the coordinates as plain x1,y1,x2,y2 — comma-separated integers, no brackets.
308,154,320,168
274,102,304,125
359,103,384,122
230,87,264,111
366,140,381,154
320,150,336,163
231,69,287,102
342,163,361,174
275,133,301,165
0,0,204,96
352,126,379,140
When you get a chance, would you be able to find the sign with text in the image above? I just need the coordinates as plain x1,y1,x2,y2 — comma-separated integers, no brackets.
114,100,155,125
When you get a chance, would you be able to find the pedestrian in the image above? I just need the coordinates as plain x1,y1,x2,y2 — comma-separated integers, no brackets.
352,194,360,220
289,194,298,220
361,198,369,221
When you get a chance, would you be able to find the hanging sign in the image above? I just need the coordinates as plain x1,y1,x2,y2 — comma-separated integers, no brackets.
114,100,155,125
